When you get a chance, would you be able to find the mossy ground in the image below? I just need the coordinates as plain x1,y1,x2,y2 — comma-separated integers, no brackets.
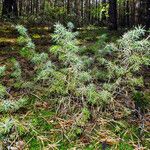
0,22,149,149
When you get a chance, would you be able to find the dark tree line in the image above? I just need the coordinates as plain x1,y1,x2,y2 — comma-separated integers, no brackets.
2,0,18,17
109,0,117,30
0,0,150,30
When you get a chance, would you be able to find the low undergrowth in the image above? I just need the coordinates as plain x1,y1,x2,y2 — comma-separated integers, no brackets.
0,23,149,149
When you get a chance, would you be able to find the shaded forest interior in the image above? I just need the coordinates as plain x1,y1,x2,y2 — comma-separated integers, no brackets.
0,0,150,29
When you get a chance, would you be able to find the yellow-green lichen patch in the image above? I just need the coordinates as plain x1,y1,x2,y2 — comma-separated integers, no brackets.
32,34,41,39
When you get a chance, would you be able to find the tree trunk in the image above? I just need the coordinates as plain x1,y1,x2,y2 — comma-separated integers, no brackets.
19,0,22,16
130,0,135,27
88,0,91,23
126,0,130,27
135,0,141,25
67,0,71,14
108,0,117,30
81,0,84,25
2,0,18,18
85,0,89,24
145,0,150,29
102,0,106,22
75,0,81,26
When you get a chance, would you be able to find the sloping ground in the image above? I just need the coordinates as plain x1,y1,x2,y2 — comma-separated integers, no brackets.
0,22,150,150
0,22,52,79
0,22,52,51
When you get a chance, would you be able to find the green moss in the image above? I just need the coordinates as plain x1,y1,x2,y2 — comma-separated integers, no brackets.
28,138,41,150
39,109,55,117
84,143,102,150
30,111,54,131
133,91,150,110
116,143,133,150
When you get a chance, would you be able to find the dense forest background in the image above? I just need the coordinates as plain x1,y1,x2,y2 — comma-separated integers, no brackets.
0,0,150,29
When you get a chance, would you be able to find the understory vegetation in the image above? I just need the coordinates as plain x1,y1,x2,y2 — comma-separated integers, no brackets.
0,23,150,150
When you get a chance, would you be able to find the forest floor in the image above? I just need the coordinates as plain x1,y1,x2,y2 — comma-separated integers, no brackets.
0,21,149,150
